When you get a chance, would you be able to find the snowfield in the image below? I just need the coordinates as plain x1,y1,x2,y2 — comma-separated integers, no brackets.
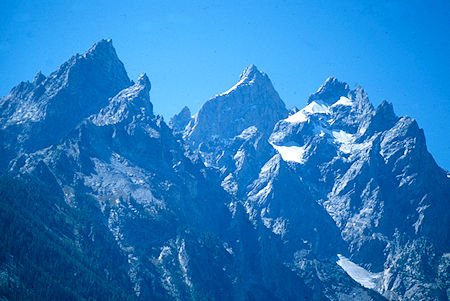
336,254,383,289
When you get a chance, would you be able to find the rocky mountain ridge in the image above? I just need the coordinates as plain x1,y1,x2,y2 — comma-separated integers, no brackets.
0,40,448,300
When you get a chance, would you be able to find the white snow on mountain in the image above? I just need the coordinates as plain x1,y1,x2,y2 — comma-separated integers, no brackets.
303,101,330,114
331,96,353,107
337,254,383,290
332,130,356,154
285,101,330,123
270,142,307,163
285,110,308,123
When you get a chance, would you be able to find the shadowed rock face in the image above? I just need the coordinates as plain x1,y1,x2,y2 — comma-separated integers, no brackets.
1,40,449,301
0,39,131,170
307,76,350,105
169,106,192,133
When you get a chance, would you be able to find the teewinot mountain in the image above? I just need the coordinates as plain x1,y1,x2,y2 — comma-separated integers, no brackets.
1,40,448,300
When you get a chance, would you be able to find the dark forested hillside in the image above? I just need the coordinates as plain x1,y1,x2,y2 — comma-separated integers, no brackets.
0,175,136,300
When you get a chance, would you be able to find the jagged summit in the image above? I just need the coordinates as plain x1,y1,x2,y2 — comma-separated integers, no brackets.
169,106,192,132
0,39,131,165
219,64,271,96
308,76,350,105
136,73,151,89
92,73,153,126
179,105,191,115
239,64,265,81
84,38,115,58
374,100,396,123
32,71,46,86
185,64,287,146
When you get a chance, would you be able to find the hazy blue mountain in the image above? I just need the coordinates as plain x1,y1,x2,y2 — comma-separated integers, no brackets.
0,39,131,171
1,40,448,300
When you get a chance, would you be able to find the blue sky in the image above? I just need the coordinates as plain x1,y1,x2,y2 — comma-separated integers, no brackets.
1,0,449,169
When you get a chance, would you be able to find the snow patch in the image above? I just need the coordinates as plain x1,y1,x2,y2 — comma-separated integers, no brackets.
331,130,371,155
272,217,287,236
285,101,329,123
303,101,330,114
237,126,258,140
336,254,382,289
221,173,238,195
332,130,355,145
331,96,353,107
270,143,306,163
285,110,307,123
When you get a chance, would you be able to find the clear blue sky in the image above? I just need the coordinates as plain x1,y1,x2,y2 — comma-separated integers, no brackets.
1,0,449,169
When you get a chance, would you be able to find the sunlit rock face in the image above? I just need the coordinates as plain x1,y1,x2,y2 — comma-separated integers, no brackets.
1,40,448,301
185,64,288,146
186,69,449,300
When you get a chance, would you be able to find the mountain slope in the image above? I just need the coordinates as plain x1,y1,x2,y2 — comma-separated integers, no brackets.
0,39,131,171
0,40,448,300
263,78,450,300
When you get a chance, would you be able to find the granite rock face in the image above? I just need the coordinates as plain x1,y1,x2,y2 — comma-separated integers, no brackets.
169,106,192,133
184,64,288,148
0,39,131,170
1,40,448,300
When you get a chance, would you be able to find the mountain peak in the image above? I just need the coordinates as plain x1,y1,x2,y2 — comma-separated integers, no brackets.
218,64,270,97
363,99,398,135
85,39,115,57
0,39,131,156
125,73,152,101
377,100,394,113
33,71,46,86
238,64,269,86
240,64,261,80
91,74,153,126
185,65,287,154
169,106,192,132
137,73,151,89
308,77,350,105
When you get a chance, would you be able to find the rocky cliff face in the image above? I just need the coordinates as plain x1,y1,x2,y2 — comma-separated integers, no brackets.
182,65,289,200
1,40,448,300
265,78,450,300
185,64,287,145
181,72,449,300
0,39,131,170
169,106,192,133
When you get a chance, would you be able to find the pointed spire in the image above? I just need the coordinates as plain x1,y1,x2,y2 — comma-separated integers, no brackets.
238,64,268,84
186,65,287,145
364,100,398,135
91,73,153,126
137,73,151,90
219,64,271,96
85,39,115,57
240,64,260,79
376,100,395,116
169,106,192,132
33,71,46,86
308,77,350,105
